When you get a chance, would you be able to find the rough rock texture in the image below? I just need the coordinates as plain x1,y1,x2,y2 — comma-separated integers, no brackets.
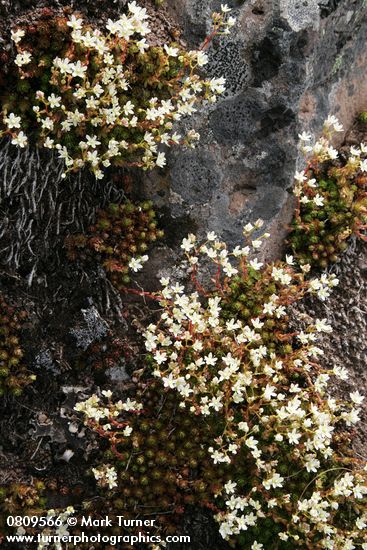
0,1,366,549
294,238,367,460
134,0,367,260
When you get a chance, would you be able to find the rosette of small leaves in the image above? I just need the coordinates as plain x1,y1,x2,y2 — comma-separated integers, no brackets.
0,481,47,537
222,261,305,357
0,295,34,396
0,482,46,514
64,200,163,288
80,333,130,372
74,379,246,536
289,116,367,268
1,3,235,178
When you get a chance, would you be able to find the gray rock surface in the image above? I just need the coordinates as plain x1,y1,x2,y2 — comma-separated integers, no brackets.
294,238,367,459
134,0,367,259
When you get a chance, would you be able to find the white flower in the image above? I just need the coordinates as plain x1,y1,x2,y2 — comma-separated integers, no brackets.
356,517,366,529
11,131,28,147
327,146,338,159
223,263,238,277
86,135,101,148
349,391,364,405
263,472,284,490
294,170,307,183
41,117,54,130
154,351,167,365
92,465,117,490
208,77,226,94
128,255,148,272
15,51,32,67
71,60,87,78
314,318,332,333
324,115,343,132
251,318,264,329
360,159,367,172
263,384,277,400
86,150,99,166
226,16,236,28
67,15,83,31
238,421,249,432
196,51,209,67
251,239,262,249
164,44,179,57
298,131,312,141
11,28,25,44
333,365,348,380
48,93,62,108
224,480,237,494
3,112,21,129
313,193,324,206
287,429,301,445
123,426,133,436
304,454,320,473
221,4,231,13
136,38,149,53
219,521,234,539
243,223,254,233
249,259,263,271
156,152,166,168
307,178,317,188
350,146,361,157
342,408,360,426
106,19,121,35
44,137,55,148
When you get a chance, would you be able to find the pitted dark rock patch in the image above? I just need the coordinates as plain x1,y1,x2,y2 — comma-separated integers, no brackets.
207,39,250,97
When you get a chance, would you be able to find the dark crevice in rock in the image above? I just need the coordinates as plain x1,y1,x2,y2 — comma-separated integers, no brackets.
157,208,198,249
251,35,283,86
259,105,296,137
319,0,344,18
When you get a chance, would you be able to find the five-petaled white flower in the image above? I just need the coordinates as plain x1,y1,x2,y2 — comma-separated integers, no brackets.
164,44,179,57
11,131,28,147
11,28,25,44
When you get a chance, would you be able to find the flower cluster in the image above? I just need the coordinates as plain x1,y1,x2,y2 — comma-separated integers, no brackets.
64,200,163,289
0,295,35,396
35,507,75,550
92,464,118,490
289,116,367,268
215,466,367,548
1,3,235,178
138,228,366,547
